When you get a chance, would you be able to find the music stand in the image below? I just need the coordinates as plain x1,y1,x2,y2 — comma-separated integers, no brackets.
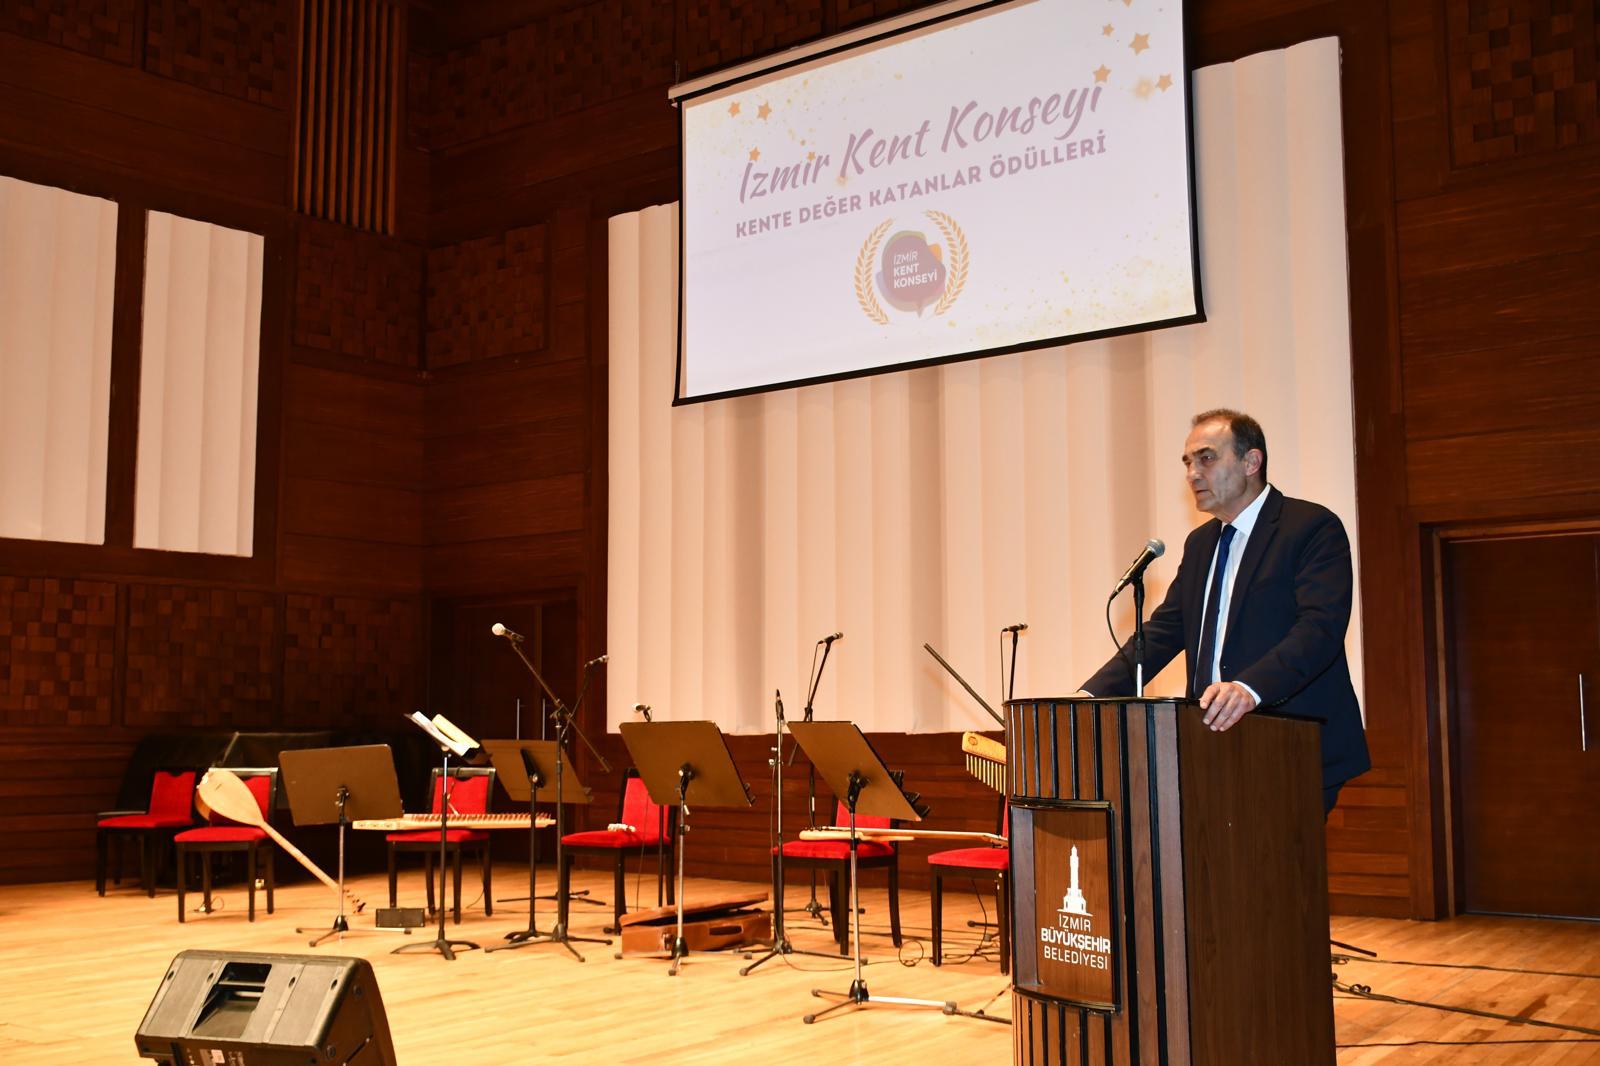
619,720,754,975
279,745,403,947
393,714,481,961
480,739,602,960
787,720,954,1022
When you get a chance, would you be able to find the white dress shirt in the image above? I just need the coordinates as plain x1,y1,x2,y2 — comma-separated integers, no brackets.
1199,483,1272,704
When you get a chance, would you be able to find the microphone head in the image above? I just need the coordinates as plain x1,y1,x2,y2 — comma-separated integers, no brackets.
821,631,843,643
490,622,507,636
595,654,608,664
1147,538,1166,557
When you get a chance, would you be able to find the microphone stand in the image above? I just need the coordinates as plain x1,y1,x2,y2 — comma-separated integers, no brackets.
1132,577,1147,698
794,637,837,923
492,637,612,960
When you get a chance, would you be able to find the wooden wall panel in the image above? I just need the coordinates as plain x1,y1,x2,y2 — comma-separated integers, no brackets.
281,592,422,727
293,218,424,366
677,0,825,79
0,0,137,63
425,223,548,368
143,0,294,107
0,577,118,728
123,584,278,729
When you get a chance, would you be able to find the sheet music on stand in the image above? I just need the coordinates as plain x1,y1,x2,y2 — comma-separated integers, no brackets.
409,712,478,757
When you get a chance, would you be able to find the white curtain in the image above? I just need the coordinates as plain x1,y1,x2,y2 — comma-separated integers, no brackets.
0,176,117,544
608,38,1363,734
135,212,264,556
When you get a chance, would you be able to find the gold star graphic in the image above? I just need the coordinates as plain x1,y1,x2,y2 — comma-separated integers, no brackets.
1157,73,1173,92
1130,32,1149,55
728,101,740,117
749,147,760,161
1122,0,1133,6
1102,23,1114,36
1133,77,1154,100
807,151,816,161
1093,64,1111,84
758,101,772,120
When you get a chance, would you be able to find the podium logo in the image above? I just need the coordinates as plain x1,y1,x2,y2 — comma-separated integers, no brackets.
854,210,969,324
1040,844,1111,970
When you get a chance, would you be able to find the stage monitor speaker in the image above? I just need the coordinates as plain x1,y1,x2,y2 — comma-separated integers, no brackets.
134,950,396,1065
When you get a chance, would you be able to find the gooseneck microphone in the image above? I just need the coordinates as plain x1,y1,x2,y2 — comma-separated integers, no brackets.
1110,538,1165,597
585,653,608,669
490,622,525,643
633,702,652,721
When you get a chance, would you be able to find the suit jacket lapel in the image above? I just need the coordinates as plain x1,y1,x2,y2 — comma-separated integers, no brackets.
1222,487,1282,650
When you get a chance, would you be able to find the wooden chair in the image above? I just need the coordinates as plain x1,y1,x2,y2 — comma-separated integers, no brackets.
386,767,495,924
557,769,675,933
774,800,903,955
175,767,277,922
96,767,197,897
928,800,1009,972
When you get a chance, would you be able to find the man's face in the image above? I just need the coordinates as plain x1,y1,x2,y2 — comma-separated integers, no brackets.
1182,418,1260,521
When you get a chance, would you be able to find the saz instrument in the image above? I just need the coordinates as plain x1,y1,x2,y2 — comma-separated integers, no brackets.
352,812,553,831
196,769,367,914
962,731,1007,792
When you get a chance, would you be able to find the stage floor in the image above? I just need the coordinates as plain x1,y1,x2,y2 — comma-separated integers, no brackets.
0,867,1595,1063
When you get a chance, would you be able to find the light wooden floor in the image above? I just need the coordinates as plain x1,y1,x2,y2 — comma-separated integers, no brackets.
1,866,1597,1064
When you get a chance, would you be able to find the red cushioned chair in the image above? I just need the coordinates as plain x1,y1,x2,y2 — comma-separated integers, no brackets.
928,800,1009,972
558,769,675,934
775,800,903,955
387,767,495,925
96,768,198,898
175,768,277,922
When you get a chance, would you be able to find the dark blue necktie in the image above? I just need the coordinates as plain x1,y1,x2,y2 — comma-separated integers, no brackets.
1194,524,1236,694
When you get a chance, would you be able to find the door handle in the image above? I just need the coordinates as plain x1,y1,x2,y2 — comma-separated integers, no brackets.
1582,674,1589,753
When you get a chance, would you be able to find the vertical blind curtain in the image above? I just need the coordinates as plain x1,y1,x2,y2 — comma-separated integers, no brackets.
608,38,1363,734
0,177,117,544
135,212,264,557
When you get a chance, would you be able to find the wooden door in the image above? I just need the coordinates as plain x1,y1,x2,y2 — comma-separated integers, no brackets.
1445,534,1600,919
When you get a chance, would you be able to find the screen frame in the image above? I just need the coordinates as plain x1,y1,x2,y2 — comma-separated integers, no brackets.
671,0,1205,406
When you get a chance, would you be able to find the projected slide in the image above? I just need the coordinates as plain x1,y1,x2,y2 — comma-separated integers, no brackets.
678,0,1199,402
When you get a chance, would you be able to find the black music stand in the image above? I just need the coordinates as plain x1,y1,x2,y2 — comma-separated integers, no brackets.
280,745,403,947
619,720,754,975
480,739,602,960
393,714,481,961
787,720,954,1022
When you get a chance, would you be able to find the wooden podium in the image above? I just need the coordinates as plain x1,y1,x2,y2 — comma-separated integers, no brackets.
1006,697,1333,1065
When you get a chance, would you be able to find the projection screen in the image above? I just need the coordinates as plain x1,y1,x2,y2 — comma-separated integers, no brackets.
674,0,1201,403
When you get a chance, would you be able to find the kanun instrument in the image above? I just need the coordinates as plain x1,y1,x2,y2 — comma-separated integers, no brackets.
800,826,1006,847
351,812,553,831
962,730,1006,792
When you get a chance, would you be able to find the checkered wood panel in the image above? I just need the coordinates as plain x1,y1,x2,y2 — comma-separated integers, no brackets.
1448,0,1600,166
293,218,423,366
281,593,420,727
0,0,137,62
679,0,825,79
426,20,548,148
124,585,277,728
425,223,547,368
0,577,117,727
833,0,929,33
549,0,674,116
143,0,293,107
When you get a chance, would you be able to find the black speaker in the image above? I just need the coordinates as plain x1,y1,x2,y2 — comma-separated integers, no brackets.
135,950,397,1065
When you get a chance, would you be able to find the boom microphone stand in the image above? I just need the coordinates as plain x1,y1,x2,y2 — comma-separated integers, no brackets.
791,632,841,923
489,625,613,960
741,690,845,976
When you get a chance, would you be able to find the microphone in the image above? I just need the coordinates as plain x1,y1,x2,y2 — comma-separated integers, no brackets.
1110,538,1165,597
1002,622,1028,634
585,653,608,669
633,702,652,722
490,622,525,643
818,631,843,644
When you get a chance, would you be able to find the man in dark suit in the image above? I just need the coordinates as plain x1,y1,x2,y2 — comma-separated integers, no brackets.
1078,409,1370,815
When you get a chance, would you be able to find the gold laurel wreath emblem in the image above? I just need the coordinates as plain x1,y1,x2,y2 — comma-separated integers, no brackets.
925,210,969,316
854,218,894,325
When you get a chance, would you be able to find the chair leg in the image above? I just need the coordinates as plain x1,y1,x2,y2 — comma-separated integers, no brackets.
997,872,1010,975
482,841,492,917
424,853,436,917
96,830,108,896
829,871,848,956
452,846,463,924
888,861,902,947
246,846,257,922
931,872,944,966
610,854,625,934
201,850,214,916
176,846,187,923
665,842,676,905
387,845,398,907
265,847,275,915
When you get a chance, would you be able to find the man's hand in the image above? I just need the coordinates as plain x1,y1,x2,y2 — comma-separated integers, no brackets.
1198,681,1257,731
